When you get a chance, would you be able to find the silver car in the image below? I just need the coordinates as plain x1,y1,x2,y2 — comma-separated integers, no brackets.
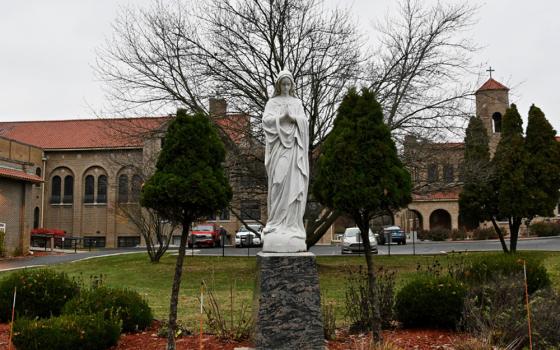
341,227,378,254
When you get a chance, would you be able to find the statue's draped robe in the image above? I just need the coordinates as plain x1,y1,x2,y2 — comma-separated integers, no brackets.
262,96,309,251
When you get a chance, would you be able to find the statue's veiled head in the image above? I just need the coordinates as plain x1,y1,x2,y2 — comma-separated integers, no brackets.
273,70,296,97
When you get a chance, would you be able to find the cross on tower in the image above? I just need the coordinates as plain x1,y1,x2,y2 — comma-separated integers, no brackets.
486,66,495,78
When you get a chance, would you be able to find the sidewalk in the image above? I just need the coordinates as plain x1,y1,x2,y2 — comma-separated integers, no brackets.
0,248,144,272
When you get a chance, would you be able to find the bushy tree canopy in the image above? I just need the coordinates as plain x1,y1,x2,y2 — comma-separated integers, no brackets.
140,109,231,350
525,104,560,217
461,104,560,253
314,88,412,217
493,104,529,221
459,116,492,229
313,88,412,341
141,110,232,224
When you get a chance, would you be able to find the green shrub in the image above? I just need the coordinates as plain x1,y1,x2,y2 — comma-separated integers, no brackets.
463,253,550,294
0,269,79,321
12,312,121,350
529,222,560,237
395,275,466,329
471,227,498,240
530,288,560,348
63,287,152,332
450,228,467,241
461,275,526,347
462,278,560,349
417,228,450,241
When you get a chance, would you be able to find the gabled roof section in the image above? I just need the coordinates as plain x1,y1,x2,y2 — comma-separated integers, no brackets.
0,117,169,150
476,78,509,93
0,167,42,183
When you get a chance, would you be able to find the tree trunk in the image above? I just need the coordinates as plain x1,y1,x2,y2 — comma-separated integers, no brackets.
491,217,509,254
509,217,522,253
306,209,341,249
167,220,190,350
356,216,382,343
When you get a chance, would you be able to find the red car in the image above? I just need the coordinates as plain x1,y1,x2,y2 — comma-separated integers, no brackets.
187,224,221,248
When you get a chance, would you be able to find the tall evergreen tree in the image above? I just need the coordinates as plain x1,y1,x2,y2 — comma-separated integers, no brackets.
457,117,511,250
141,110,232,350
491,104,529,253
525,104,560,219
314,88,411,342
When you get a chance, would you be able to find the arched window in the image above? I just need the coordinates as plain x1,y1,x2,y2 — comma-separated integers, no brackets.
97,175,107,203
84,175,95,203
427,164,438,182
63,175,73,204
492,112,502,133
118,175,129,203
50,176,61,203
131,175,142,202
35,167,42,178
33,207,40,229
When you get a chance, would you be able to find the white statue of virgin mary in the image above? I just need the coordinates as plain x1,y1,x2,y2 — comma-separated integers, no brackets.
262,70,309,253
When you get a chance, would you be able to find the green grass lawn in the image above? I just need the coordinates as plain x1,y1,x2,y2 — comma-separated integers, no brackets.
3,251,560,329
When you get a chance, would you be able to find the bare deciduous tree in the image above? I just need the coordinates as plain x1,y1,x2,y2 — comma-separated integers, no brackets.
118,204,177,262
96,0,479,248
368,0,479,142
101,117,177,262
96,0,363,247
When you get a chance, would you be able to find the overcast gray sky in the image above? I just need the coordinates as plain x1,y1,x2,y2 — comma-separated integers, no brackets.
1,0,558,132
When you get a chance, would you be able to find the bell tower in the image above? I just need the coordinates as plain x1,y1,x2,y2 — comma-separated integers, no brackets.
475,68,509,156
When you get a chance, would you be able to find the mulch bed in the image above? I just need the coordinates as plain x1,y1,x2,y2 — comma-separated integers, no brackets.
0,321,474,350
329,329,474,349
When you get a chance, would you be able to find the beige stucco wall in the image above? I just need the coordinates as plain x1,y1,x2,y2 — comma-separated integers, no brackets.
43,149,144,247
0,178,32,255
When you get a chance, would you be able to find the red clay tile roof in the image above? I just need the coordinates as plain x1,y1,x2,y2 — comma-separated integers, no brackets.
0,167,42,183
0,117,169,150
413,189,460,201
476,78,509,92
215,113,250,144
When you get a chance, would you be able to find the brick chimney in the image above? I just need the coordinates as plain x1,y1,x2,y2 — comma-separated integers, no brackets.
209,98,227,117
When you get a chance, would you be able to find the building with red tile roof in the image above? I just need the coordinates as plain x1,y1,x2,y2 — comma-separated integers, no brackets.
395,77,511,236
0,103,258,252
0,117,169,150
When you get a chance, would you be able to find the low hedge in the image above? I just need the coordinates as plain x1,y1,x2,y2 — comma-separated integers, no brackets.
529,222,560,237
471,227,498,240
0,269,79,321
395,275,466,329
63,286,152,332
463,253,550,294
418,228,450,241
12,313,121,350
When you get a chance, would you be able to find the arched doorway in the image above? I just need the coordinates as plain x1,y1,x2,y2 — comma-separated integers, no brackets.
429,209,451,230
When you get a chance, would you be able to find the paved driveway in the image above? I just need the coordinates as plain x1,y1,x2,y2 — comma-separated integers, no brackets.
0,248,143,272
185,236,560,256
0,236,558,271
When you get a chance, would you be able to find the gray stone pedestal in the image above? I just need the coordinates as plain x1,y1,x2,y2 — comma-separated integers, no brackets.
253,252,325,350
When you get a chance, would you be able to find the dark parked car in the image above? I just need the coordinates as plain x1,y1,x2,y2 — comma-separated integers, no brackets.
376,226,407,245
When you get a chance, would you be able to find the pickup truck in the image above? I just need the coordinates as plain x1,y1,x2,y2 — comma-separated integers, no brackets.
188,224,221,248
